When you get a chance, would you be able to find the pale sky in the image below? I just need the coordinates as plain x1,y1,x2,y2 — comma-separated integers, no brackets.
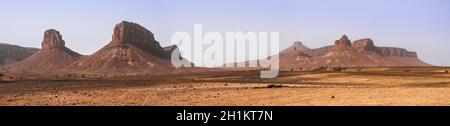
1,0,450,66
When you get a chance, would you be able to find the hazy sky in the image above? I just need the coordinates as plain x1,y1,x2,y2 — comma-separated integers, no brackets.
1,0,450,66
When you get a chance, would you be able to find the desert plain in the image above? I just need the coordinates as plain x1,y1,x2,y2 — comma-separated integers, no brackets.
1,67,449,106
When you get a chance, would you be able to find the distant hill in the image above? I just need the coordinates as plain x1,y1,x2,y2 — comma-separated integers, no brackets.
0,43,39,67
279,35,430,71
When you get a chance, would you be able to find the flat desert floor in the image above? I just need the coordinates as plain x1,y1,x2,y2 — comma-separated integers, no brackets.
1,67,450,106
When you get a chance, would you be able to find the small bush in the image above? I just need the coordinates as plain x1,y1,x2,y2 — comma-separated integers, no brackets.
267,84,283,88
333,67,345,72
404,70,411,73
445,70,448,74
312,67,327,72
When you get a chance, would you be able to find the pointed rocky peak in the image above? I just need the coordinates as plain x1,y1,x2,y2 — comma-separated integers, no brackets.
334,35,352,47
280,41,310,54
292,41,310,51
109,21,167,58
41,29,65,49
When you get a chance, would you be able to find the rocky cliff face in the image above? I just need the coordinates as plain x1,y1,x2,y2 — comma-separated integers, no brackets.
41,29,65,49
353,38,417,58
0,43,39,65
352,38,378,52
377,47,417,58
110,21,168,58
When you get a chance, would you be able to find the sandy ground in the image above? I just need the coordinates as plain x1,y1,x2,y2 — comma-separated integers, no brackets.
1,67,450,106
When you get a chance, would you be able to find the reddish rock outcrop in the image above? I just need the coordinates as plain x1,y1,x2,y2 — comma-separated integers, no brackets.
280,41,310,54
334,35,352,48
353,38,418,58
69,21,186,74
378,47,417,58
42,29,65,49
352,38,381,54
110,21,168,58
277,35,430,70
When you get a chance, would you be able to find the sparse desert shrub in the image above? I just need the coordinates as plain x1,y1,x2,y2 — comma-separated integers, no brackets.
290,68,294,72
404,70,411,73
267,84,283,88
333,67,346,72
312,67,327,72
357,68,363,72
445,70,448,74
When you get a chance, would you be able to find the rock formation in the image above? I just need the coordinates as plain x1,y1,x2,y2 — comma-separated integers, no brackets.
378,47,418,58
5,29,81,73
110,21,168,58
70,21,186,74
280,41,310,54
352,38,378,52
42,29,65,49
334,35,352,48
278,35,430,70
353,38,417,58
